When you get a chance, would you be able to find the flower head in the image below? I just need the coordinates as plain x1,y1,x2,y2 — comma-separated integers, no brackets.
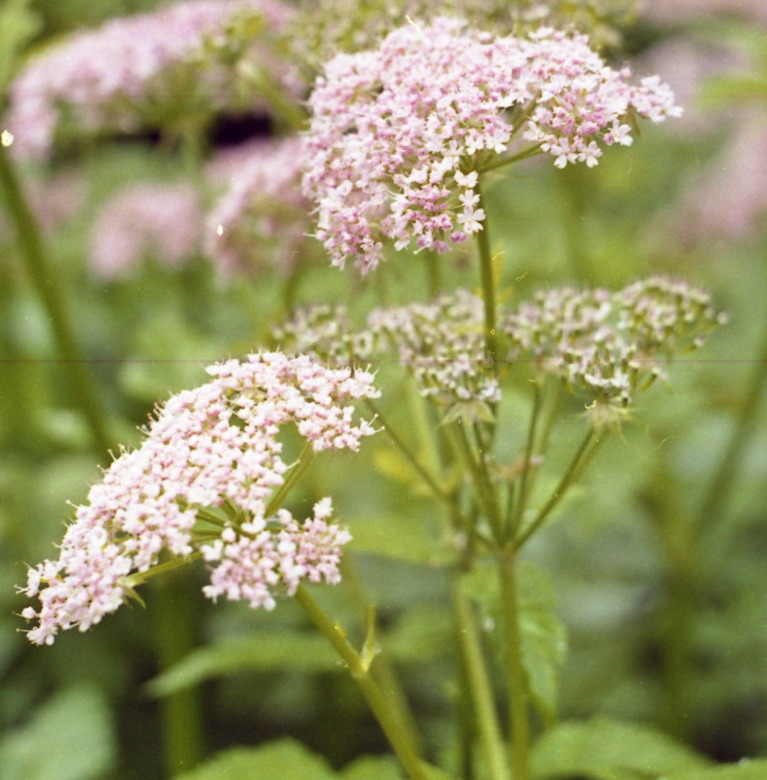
19,352,378,645
503,276,725,429
302,18,680,272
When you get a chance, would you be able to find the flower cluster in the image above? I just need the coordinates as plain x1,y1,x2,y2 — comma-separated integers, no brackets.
277,291,499,414
367,291,500,413
205,138,314,277
503,276,725,428
6,0,295,159
88,182,203,280
18,353,378,645
302,17,680,272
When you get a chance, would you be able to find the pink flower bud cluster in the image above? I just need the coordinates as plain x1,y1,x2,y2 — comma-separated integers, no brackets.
302,17,680,273
205,138,313,277
88,182,204,280
503,276,724,422
6,0,295,159
19,352,378,645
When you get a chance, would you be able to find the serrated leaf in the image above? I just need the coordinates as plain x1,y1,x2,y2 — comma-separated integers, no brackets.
665,760,767,780
177,739,339,780
530,717,710,780
147,631,338,697
349,515,437,564
0,685,115,780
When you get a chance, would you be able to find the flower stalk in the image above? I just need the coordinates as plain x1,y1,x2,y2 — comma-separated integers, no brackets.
0,142,112,454
295,586,428,780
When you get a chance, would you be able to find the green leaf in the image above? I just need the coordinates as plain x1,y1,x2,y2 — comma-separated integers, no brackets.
147,631,338,697
665,760,767,780
177,739,339,780
341,755,404,779
517,562,567,725
0,685,115,780
349,514,438,564
530,717,710,780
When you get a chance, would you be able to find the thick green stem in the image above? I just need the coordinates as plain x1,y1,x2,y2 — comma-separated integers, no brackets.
295,586,428,780
152,571,205,775
451,579,510,780
498,551,530,780
475,182,497,369
0,142,111,454
516,429,602,549
695,323,767,540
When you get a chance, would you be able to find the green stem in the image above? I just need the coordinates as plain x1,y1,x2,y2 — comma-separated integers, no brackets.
423,249,442,298
480,144,543,174
365,399,458,514
151,570,205,775
264,442,315,517
0,142,112,454
510,382,543,535
498,551,530,780
695,323,767,540
449,423,503,541
341,556,423,755
295,586,428,780
516,429,602,549
475,181,497,368
451,579,510,780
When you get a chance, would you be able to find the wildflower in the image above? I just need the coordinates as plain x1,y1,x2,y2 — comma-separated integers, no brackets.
302,18,680,272
503,277,725,429
205,137,314,277
5,0,296,159
88,182,203,280
18,353,378,645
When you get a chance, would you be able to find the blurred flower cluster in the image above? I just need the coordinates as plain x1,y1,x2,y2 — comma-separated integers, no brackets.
205,137,313,277
5,0,296,158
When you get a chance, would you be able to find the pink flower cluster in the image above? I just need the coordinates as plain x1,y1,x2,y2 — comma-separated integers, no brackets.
302,17,680,273
6,0,294,159
19,353,378,645
88,182,204,280
205,137,313,276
